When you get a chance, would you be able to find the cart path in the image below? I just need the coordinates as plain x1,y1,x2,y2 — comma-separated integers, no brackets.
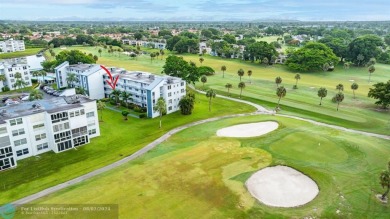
11,90,390,206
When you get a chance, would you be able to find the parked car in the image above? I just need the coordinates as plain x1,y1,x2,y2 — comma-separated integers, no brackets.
2,97,9,103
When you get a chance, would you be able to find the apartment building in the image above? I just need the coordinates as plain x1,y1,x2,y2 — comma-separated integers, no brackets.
122,39,166,50
0,58,32,91
0,39,25,53
55,61,106,100
0,95,100,172
103,68,186,118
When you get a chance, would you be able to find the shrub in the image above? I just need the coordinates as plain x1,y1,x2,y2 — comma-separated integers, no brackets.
139,113,147,118
31,79,38,84
292,85,298,89
133,105,141,113
1,86,10,92
331,95,338,103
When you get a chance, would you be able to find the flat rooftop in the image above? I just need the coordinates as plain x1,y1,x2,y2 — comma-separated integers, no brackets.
107,68,183,85
0,95,94,123
0,57,28,66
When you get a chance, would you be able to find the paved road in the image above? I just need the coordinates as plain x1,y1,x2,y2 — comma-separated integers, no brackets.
11,89,390,206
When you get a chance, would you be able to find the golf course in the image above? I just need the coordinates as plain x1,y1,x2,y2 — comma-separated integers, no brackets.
13,114,390,218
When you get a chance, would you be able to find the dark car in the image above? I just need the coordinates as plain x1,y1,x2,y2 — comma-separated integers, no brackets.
2,97,9,103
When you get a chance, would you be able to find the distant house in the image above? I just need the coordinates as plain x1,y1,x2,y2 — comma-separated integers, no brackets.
199,42,212,54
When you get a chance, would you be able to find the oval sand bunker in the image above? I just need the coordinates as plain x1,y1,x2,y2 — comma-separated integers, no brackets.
246,166,319,207
216,122,278,138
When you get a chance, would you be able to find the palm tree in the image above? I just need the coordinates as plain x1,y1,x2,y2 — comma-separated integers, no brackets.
153,97,166,128
335,92,344,111
247,70,252,83
294,74,301,87
221,65,227,78
29,90,43,101
98,48,102,57
262,57,269,66
199,57,204,66
357,54,364,66
206,89,216,112
317,87,328,105
40,71,47,84
66,73,78,88
336,83,344,92
13,79,28,91
351,83,359,99
121,110,130,121
200,75,207,89
368,65,375,83
160,49,165,60
225,83,232,96
97,101,106,122
276,86,287,109
238,82,246,98
379,161,390,201
150,53,156,63
275,76,282,87
0,74,7,83
237,69,244,81
120,91,132,107
110,90,121,106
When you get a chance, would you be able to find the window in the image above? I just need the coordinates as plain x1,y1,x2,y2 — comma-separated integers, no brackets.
168,92,171,97
88,129,97,135
168,106,172,111
33,123,45,130
14,138,27,146
35,133,47,141
86,112,94,118
12,128,25,136
168,85,171,90
80,109,85,115
54,131,71,143
168,99,172,104
37,143,49,151
9,118,22,126
51,112,68,123
181,82,184,86
73,135,88,147
53,122,69,132
70,112,75,117
0,127,7,134
88,121,96,127
16,148,29,157
181,89,185,93
57,140,72,152
71,126,88,138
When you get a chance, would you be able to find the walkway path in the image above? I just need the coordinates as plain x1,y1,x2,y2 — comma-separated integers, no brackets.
106,106,139,118
11,89,390,206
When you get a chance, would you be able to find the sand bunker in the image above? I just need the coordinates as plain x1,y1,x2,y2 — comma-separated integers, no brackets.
246,166,319,207
216,122,278,138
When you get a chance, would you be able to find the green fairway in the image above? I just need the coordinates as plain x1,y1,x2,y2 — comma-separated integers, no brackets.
0,91,255,204
0,48,43,59
47,46,390,134
18,115,390,218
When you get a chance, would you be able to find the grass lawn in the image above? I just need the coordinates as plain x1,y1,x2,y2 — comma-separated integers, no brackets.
48,46,389,134
0,48,43,59
17,115,390,218
0,91,255,204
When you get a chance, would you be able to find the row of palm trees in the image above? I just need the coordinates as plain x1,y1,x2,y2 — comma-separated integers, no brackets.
32,70,47,84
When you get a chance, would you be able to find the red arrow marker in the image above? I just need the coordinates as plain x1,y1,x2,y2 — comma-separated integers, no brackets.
100,65,119,90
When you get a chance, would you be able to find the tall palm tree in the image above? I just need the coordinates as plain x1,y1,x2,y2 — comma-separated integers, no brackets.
199,57,204,66
336,83,344,92
238,82,246,98
13,79,28,91
66,73,78,88
206,89,216,112
98,48,102,57
225,83,232,96
351,83,359,99
110,90,121,106
97,101,106,122
120,91,132,107
294,73,301,87
201,75,207,89
29,89,43,101
317,87,328,105
0,74,6,83
275,76,282,87
379,161,390,201
40,71,47,84
154,97,166,128
276,86,287,109
237,69,244,81
368,65,375,83
247,70,252,83
160,49,165,60
221,65,227,78
335,92,344,111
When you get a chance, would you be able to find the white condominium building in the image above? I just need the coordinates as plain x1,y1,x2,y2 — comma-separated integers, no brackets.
103,68,186,118
0,58,32,91
0,95,100,172
55,61,106,100
0,39,25,53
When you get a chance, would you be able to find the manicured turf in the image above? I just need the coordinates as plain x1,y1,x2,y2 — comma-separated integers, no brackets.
47,46,390,134
0,48,43,59
0,92,255,204
18,115,390,218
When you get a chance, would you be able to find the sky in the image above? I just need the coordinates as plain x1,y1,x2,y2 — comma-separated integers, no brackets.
0,0,389,21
